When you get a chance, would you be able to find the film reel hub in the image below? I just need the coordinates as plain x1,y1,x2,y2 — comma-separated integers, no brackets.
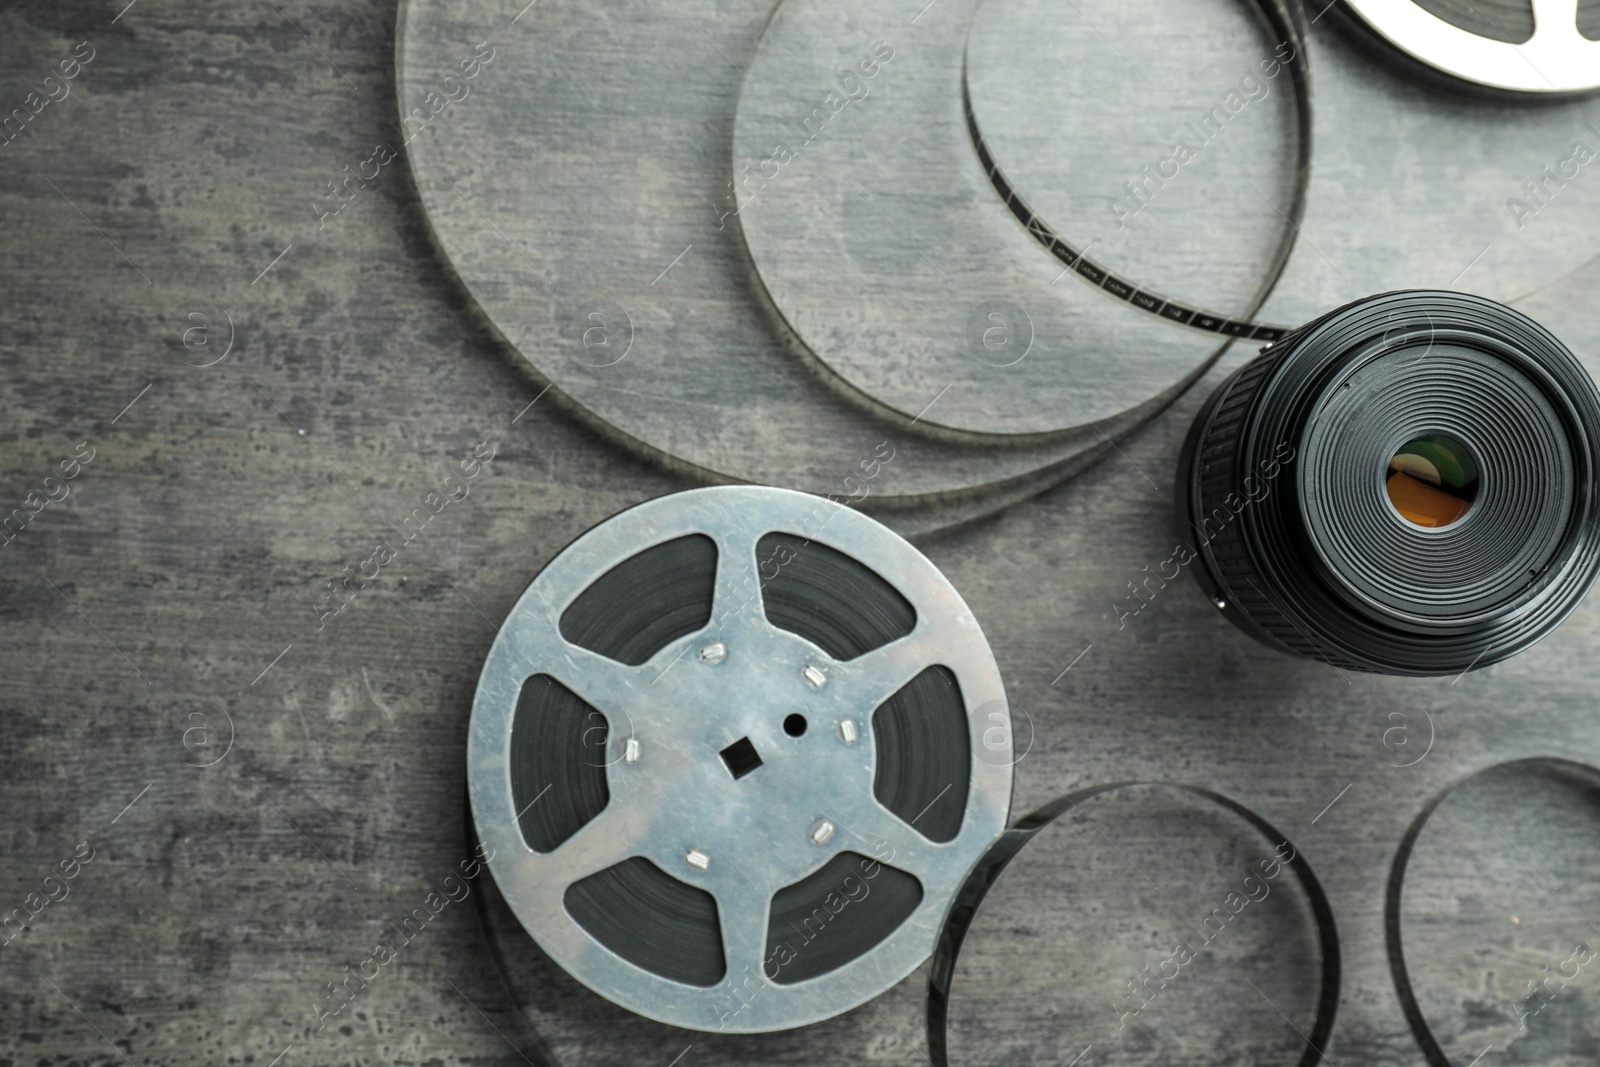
1179,290,1600,675
468,486,1013,1032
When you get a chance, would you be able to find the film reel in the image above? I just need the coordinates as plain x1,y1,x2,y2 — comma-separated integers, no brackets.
467,486,1013,1033
1324,0,1600,97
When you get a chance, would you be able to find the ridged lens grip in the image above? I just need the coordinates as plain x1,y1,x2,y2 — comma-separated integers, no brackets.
1178,290,1600,676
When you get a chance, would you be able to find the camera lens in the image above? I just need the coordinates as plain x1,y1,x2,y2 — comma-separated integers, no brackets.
1177,291,1600,676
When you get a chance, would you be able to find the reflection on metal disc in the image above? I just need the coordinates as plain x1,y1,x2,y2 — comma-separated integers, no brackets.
1337,0,1600,96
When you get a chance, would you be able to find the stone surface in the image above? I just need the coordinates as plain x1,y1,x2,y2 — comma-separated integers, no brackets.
3,1,1600,1066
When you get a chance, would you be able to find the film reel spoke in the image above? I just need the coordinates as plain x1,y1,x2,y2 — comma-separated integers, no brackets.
539,643,651,730
1511,0,1590,66
830,636,928,714
540,801,647,885
833,800,945,884
707,520,777,636
1532,0,1580,33
713,881,778,978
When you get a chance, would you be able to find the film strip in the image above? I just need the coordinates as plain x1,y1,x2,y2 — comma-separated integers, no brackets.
959,0,1313,343
451,0,1600,1059
927,782,1342,1067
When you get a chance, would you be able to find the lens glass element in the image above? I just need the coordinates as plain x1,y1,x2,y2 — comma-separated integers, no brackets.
1385,434,1478,529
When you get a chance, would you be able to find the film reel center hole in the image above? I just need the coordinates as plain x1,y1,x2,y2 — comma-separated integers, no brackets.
783,712,808,737
719,736,763,779
1386,434,1478,529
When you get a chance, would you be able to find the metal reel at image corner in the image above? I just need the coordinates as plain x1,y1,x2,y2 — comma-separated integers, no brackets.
466,486,1014,1033
1333,0,1600,96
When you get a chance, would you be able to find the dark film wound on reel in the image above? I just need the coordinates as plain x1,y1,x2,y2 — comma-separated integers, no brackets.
1177,290,1600,677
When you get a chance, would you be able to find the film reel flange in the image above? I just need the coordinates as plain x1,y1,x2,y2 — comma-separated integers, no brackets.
1329,0,1600,96
467,486,1013,1033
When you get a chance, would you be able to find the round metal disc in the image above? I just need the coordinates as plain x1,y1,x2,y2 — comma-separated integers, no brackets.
1338,0,1600,95
730,0,1303,436
467,486,1013,1032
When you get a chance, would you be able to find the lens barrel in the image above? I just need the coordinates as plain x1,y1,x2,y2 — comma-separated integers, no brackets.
1178,290,1600,676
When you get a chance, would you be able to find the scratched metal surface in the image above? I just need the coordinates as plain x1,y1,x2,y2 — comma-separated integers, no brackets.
4,1,1600,1066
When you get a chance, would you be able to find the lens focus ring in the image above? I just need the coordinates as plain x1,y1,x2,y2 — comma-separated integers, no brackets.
1179,290,1600,676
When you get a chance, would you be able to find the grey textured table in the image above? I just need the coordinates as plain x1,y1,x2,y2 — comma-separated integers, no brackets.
5,2,1600,1066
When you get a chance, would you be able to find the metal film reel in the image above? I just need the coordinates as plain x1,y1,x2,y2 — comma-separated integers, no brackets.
1329,0,1600,95
467,486,1014,1033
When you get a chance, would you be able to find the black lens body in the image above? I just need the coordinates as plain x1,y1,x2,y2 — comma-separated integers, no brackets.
1178,290,1600,676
